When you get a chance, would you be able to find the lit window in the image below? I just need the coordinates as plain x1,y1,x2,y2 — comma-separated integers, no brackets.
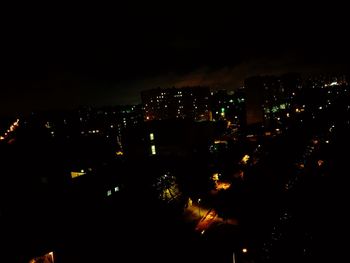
107,190,112,196
150,133,154,141
151,145,156,155
114,186,119,192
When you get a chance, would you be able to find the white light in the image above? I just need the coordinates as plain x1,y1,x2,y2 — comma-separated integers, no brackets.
107,190,112,196
242,248,248,253
114,186,119,192
150,133,154,141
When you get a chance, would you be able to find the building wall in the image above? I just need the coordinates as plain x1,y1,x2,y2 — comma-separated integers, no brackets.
141,87,211,121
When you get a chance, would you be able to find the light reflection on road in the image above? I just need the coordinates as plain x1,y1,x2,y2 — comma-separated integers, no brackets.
184,203,238,234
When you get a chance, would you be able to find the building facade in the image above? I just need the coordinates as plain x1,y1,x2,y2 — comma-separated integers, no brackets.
141,87,211,121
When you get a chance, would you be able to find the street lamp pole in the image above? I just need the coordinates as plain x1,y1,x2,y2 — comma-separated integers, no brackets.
198,198,201,217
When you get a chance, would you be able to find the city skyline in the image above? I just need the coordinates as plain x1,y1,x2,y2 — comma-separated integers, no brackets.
2,3,350,116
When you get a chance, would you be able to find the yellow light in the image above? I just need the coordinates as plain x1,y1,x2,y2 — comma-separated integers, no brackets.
212,173,219,181
214,140,228,144
242,248,248,253
29,251,54,263
295,108,300,113
116,151,124,156
151,145,156,155
71,171,85,179
241,154,250,164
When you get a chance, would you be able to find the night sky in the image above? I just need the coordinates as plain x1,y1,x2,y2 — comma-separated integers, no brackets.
1,2,349,116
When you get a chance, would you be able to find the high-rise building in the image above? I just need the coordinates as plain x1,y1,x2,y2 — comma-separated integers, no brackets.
245,73,301,130
141,87,211,121
210,88,246,130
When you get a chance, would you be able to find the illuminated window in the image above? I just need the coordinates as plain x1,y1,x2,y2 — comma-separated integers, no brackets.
107,190,112,196
151,145,156,155
150,133,154,141
271,106,279,113
115,186,119,192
